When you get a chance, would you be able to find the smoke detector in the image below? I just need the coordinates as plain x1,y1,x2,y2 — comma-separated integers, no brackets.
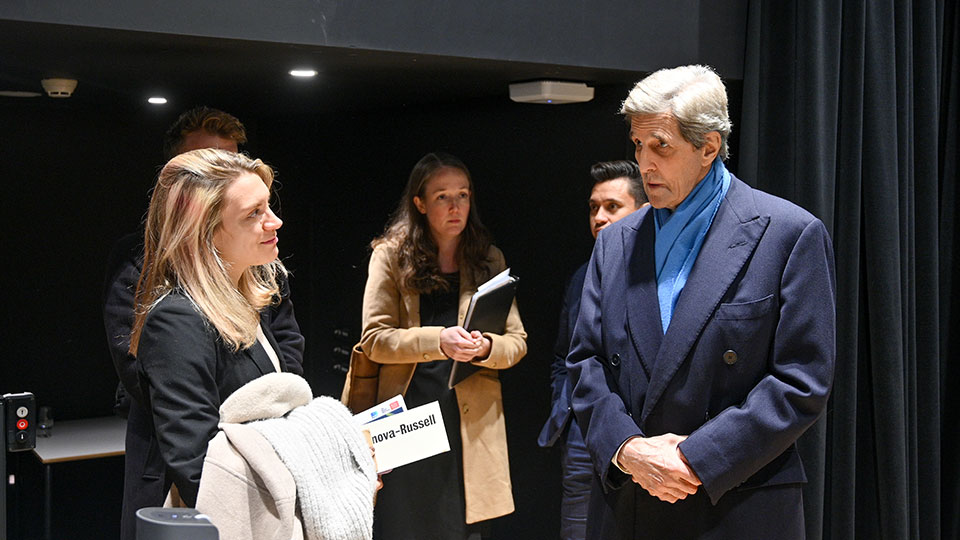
40,78,78,98
509,80,594,104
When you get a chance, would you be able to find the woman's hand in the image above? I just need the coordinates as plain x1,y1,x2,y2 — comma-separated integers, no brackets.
362,429,384,493
370,445,383,492
440,326,490,362
469,330,492,360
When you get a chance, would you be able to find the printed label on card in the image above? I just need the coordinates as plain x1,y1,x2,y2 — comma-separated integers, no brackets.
361,400,449,472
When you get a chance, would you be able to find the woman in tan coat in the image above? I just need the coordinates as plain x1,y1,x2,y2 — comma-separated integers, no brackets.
363,152,527,539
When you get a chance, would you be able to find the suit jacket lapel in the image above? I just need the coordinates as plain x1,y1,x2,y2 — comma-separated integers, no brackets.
623,211,662,379
261,324,287,372
641,178,770,423
457,267,475,326
247,323,278,375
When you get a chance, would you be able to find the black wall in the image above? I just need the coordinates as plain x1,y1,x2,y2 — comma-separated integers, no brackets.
1,71,743,537
263,91,640,537
254,82,739,537
0,83,630,538
1,2,749,534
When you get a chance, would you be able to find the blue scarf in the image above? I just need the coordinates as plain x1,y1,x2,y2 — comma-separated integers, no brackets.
654,158,731,333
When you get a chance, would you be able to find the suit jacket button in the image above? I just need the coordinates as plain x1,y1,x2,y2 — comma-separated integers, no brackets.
723,350,738,365
611,353,621,366
423,353,430,360
462,404,470,414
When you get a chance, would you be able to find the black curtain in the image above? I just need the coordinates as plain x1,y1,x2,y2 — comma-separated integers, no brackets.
939,1,960,538
739,1,957,539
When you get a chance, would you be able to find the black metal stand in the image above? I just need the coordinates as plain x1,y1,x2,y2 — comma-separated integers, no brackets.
2,392,36,540
1,399,6,540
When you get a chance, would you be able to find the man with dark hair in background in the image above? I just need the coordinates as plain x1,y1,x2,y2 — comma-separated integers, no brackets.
538,160,646,540
160,105,248,161
102,106,305,540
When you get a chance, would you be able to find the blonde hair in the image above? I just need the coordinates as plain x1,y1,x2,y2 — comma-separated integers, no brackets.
129,148,284,355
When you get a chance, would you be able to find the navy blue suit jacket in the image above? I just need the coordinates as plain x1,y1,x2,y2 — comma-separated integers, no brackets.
568,176,835,538
538,262,587,447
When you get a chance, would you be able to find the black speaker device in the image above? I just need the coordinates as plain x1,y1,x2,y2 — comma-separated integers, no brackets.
135,507,219,540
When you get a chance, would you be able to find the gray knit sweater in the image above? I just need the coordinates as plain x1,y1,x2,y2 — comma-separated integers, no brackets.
217,373,377,540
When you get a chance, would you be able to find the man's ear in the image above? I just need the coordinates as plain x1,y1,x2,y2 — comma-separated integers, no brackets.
701,131,722,165
413,196,427,214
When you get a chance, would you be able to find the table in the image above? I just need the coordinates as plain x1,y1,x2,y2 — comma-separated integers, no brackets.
31,416,126,540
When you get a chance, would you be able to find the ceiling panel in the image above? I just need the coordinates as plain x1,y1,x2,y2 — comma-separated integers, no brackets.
1,20,646,116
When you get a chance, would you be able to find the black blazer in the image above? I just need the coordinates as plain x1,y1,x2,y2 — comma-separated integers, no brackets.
120,291,301,539
102,231,305,407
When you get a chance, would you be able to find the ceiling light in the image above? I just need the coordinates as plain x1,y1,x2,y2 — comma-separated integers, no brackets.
148,97,167,105
0,90,42,98
509,81,594,104
289,69,317,78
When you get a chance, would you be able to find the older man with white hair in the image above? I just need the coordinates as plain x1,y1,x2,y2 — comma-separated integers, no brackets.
567,65,836,539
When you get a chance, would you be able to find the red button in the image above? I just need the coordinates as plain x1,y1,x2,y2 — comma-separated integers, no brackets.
16,419,28,430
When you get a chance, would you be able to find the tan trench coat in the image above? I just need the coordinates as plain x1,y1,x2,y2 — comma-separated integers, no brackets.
359,242,527,524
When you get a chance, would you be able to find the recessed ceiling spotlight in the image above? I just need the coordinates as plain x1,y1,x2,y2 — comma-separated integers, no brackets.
148,97,168,105
289,69,318,78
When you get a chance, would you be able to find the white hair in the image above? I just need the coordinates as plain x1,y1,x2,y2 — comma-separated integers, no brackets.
621,64,732,161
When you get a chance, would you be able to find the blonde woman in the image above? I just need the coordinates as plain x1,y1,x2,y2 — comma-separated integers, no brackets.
122,149,300,536
361,152,527,539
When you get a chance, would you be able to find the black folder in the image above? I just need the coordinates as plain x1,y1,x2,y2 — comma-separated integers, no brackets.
447,271,519,388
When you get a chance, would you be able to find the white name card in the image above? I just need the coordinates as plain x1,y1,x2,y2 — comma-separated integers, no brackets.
364,400,449,472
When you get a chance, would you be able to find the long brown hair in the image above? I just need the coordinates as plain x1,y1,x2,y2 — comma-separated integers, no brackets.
372,152,492,293
129,149,284,355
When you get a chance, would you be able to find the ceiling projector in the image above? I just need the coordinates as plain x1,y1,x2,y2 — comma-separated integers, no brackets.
509,80,594,104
